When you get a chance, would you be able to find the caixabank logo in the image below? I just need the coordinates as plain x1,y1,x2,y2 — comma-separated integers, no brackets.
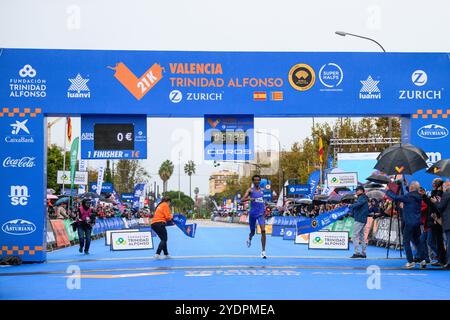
108,62,164,100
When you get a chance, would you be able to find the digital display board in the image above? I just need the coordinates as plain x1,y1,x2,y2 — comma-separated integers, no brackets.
94,123,135,150
81,115,147,159
204,115,254,161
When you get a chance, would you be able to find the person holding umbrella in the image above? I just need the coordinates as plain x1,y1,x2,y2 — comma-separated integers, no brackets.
386,181,427,269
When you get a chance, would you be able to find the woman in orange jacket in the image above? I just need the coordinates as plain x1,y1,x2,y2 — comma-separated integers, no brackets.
151,197,173,259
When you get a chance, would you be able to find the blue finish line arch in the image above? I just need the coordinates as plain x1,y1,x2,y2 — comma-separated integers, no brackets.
0,49,448,262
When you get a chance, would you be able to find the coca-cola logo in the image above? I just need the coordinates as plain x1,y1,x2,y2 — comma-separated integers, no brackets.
3,157,36,168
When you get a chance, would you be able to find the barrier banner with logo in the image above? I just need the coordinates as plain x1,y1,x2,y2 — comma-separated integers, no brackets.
69,137,79,191
309,231,349,250
256,224,273,235
283,227,296,240
132,183,145,210
110,231,153,251
0,112,46,262
105,228,139,246
297,207,350,235
307,170,321,199
50,220,70,248
172,214,197,238
327,172,358,188
295,233,309,244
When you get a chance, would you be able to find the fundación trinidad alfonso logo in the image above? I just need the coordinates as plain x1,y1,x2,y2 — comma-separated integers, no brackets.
313,236,324,245
288,64,316,91
68,74,90,98
108,62,164,100
115,237,127,246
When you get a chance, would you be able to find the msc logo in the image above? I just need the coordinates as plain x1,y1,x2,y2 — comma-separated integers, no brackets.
417,124,448,140
411,70,427,86
288,64,316,91
108,62,163,100
426,152,442,166
9,185,30,206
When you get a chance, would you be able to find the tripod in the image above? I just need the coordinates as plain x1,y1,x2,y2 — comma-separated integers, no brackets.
386,176,403,259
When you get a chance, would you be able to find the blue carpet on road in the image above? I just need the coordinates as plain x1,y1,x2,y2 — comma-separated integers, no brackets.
0,225,449,300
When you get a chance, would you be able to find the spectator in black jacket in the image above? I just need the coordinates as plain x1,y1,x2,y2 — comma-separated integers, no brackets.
431,181,450,270
348,186,369,259
428,179,446,266
387,181,427,269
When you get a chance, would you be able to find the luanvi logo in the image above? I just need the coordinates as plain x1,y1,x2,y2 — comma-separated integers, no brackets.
108,63,164,100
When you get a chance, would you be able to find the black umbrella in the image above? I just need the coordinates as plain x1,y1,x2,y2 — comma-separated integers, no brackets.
80,192,100,199
377,143,428,162
364,182,384,189
366,174,391,184
313,194,329,203
374,144,428,175
366,189,386,201
426,159,450,178
333,187,351,194
341,194,356,202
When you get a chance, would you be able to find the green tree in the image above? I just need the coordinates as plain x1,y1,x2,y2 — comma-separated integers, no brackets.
105,160,112,183
47,145,64,192
159,160,174,193
163,190,194,214
114,160,150,194
184,160,196,199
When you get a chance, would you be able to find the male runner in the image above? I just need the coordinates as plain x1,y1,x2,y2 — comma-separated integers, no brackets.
242,174,267,258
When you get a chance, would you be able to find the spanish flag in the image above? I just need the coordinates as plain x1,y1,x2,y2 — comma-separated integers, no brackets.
319,136,324,164
67,117,72,143
253,91,267,101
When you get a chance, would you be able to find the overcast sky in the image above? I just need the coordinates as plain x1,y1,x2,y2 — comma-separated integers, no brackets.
2,0,449,196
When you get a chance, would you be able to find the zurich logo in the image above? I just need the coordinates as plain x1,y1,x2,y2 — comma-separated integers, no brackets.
417,124,448,140
411,70,427,86
2,219,36,235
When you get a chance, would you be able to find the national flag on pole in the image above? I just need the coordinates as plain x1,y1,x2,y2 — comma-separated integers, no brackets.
67,117,72,143
319,136,324,164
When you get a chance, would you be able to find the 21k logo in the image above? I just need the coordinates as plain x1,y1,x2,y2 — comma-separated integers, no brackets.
108,62,164,100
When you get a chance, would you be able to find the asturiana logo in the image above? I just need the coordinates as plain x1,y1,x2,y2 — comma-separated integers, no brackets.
2,219,36,235
417,124,448,140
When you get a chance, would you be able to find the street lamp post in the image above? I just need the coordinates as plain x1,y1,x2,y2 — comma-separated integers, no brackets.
335,31,392,144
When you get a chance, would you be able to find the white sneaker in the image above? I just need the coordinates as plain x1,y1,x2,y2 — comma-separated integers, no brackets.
154,254,162,260
261,251,267,259
246,239,251,248
405,262,416,269
419,260,427,269
163,255,171,259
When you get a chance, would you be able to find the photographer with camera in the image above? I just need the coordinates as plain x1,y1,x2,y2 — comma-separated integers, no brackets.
75,198,96,255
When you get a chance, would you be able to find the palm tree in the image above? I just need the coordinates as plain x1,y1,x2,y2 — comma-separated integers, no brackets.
184,160,196,199
158,160,174,193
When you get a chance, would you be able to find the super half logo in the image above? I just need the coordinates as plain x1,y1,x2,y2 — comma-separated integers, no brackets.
417,124,448,140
